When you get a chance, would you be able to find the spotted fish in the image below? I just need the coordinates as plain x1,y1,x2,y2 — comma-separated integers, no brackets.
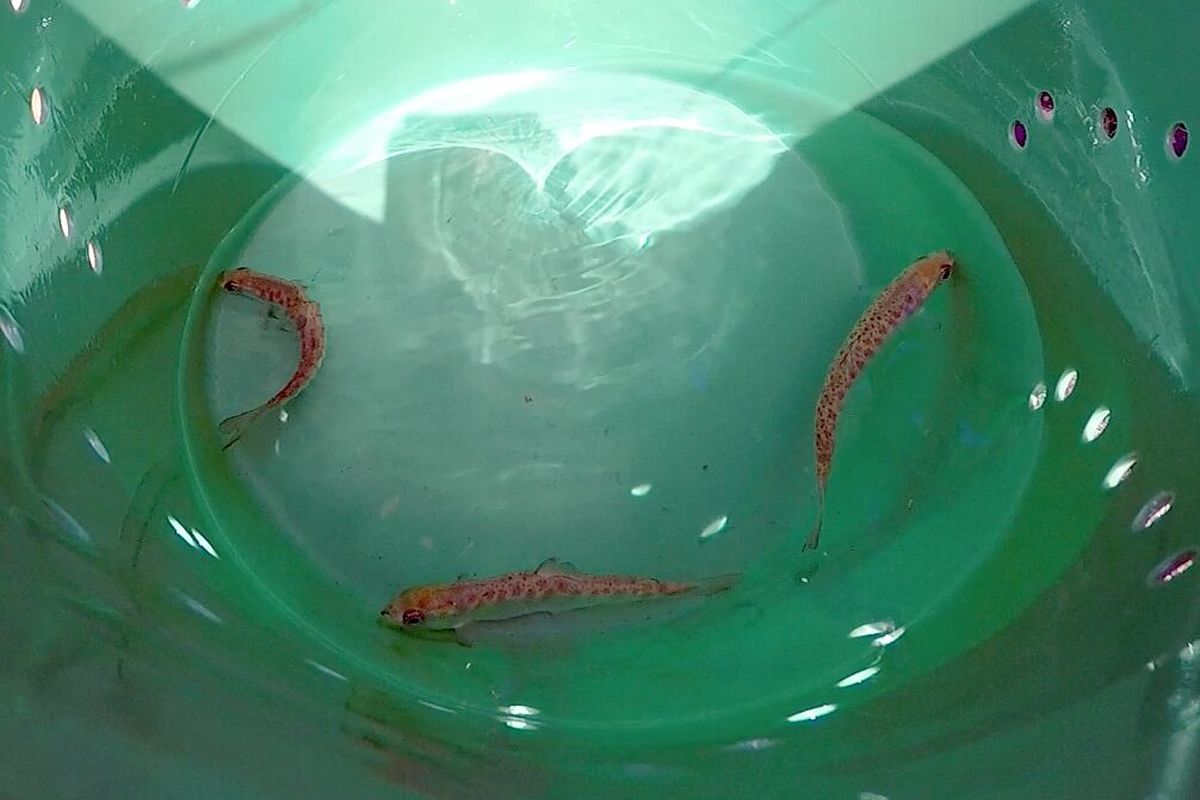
217,268,325,450
381,558,740,641
806,250,956,551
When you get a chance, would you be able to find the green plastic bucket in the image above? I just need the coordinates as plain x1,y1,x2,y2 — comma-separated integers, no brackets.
3,1,1198,797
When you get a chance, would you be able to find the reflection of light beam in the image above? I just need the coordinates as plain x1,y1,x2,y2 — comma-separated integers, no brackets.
836,666,881,688
787,703,837,723
63,0,1038,230
305,658,348,681
1102,453,1138,490
849,620,893,638
699,515,729,541
167,515,198,548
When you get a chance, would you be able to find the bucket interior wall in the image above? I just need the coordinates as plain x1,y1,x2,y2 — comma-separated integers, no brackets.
2,1,1198,798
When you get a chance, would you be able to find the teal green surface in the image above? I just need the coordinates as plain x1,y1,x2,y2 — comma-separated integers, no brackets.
3,1,1200,798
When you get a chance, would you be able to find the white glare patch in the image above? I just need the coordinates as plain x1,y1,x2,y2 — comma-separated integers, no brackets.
1150,550,1196,586
836,666,881,688
500,704,540,717
872,626,907,647
1103,453,1138,490
83,427,111,463
1082,407,1111,443
177,592,222,623
849,621,894,639
726,738,776,752
379,494,402,519
57,206,72,238
1133,492,1174,532
699,515,729,541
1054,369,1078,401
43,497,92,545
630,483,653,497
420,535,434,550
419,699,457,714
787,703,838,723
190,528,219,558
182,0,201,7
11,0,31,13
860,793,891,800
0,306,25,353
86,240,103,274
305,659,348,681
502,716,538,730
1028,382,1047,410
30,87,46,124
279,408,289,423
167,515,198,548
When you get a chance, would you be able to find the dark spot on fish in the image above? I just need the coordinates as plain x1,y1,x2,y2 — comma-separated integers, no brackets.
702,464,709,471
524,395,533,403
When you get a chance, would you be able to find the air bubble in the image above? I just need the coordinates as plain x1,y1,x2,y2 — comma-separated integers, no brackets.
1149,550,1196,586
181,0,201,7
1054,369,1078,402
1102,453,1137,490
1028,382,1047,410
86,240,103,274
1010,120,1028,149
57,206,72,239
1100,107,1119,139
1082,407,1111,443
1132,491,1174,532
1169,123,1189,159
30,87,47,125
1036,91,1055,122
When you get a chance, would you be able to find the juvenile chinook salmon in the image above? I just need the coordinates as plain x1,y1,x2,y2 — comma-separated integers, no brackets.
217,268,325,449
806,250,956,551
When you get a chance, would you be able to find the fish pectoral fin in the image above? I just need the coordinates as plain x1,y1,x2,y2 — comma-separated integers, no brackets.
534,557,579,576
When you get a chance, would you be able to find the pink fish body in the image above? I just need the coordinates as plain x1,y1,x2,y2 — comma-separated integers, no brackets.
381,558,740,633
217,268,325,448
806,250,956,551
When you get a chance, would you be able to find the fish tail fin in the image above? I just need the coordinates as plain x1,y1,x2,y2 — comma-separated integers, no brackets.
218,406,270,450
690,572,742,596
803,488,825,552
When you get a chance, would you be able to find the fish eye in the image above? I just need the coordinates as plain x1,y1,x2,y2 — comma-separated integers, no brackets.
938,263,953,281
401,608,425,626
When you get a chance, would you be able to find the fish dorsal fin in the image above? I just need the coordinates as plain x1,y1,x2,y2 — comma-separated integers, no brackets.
534,557,579,576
